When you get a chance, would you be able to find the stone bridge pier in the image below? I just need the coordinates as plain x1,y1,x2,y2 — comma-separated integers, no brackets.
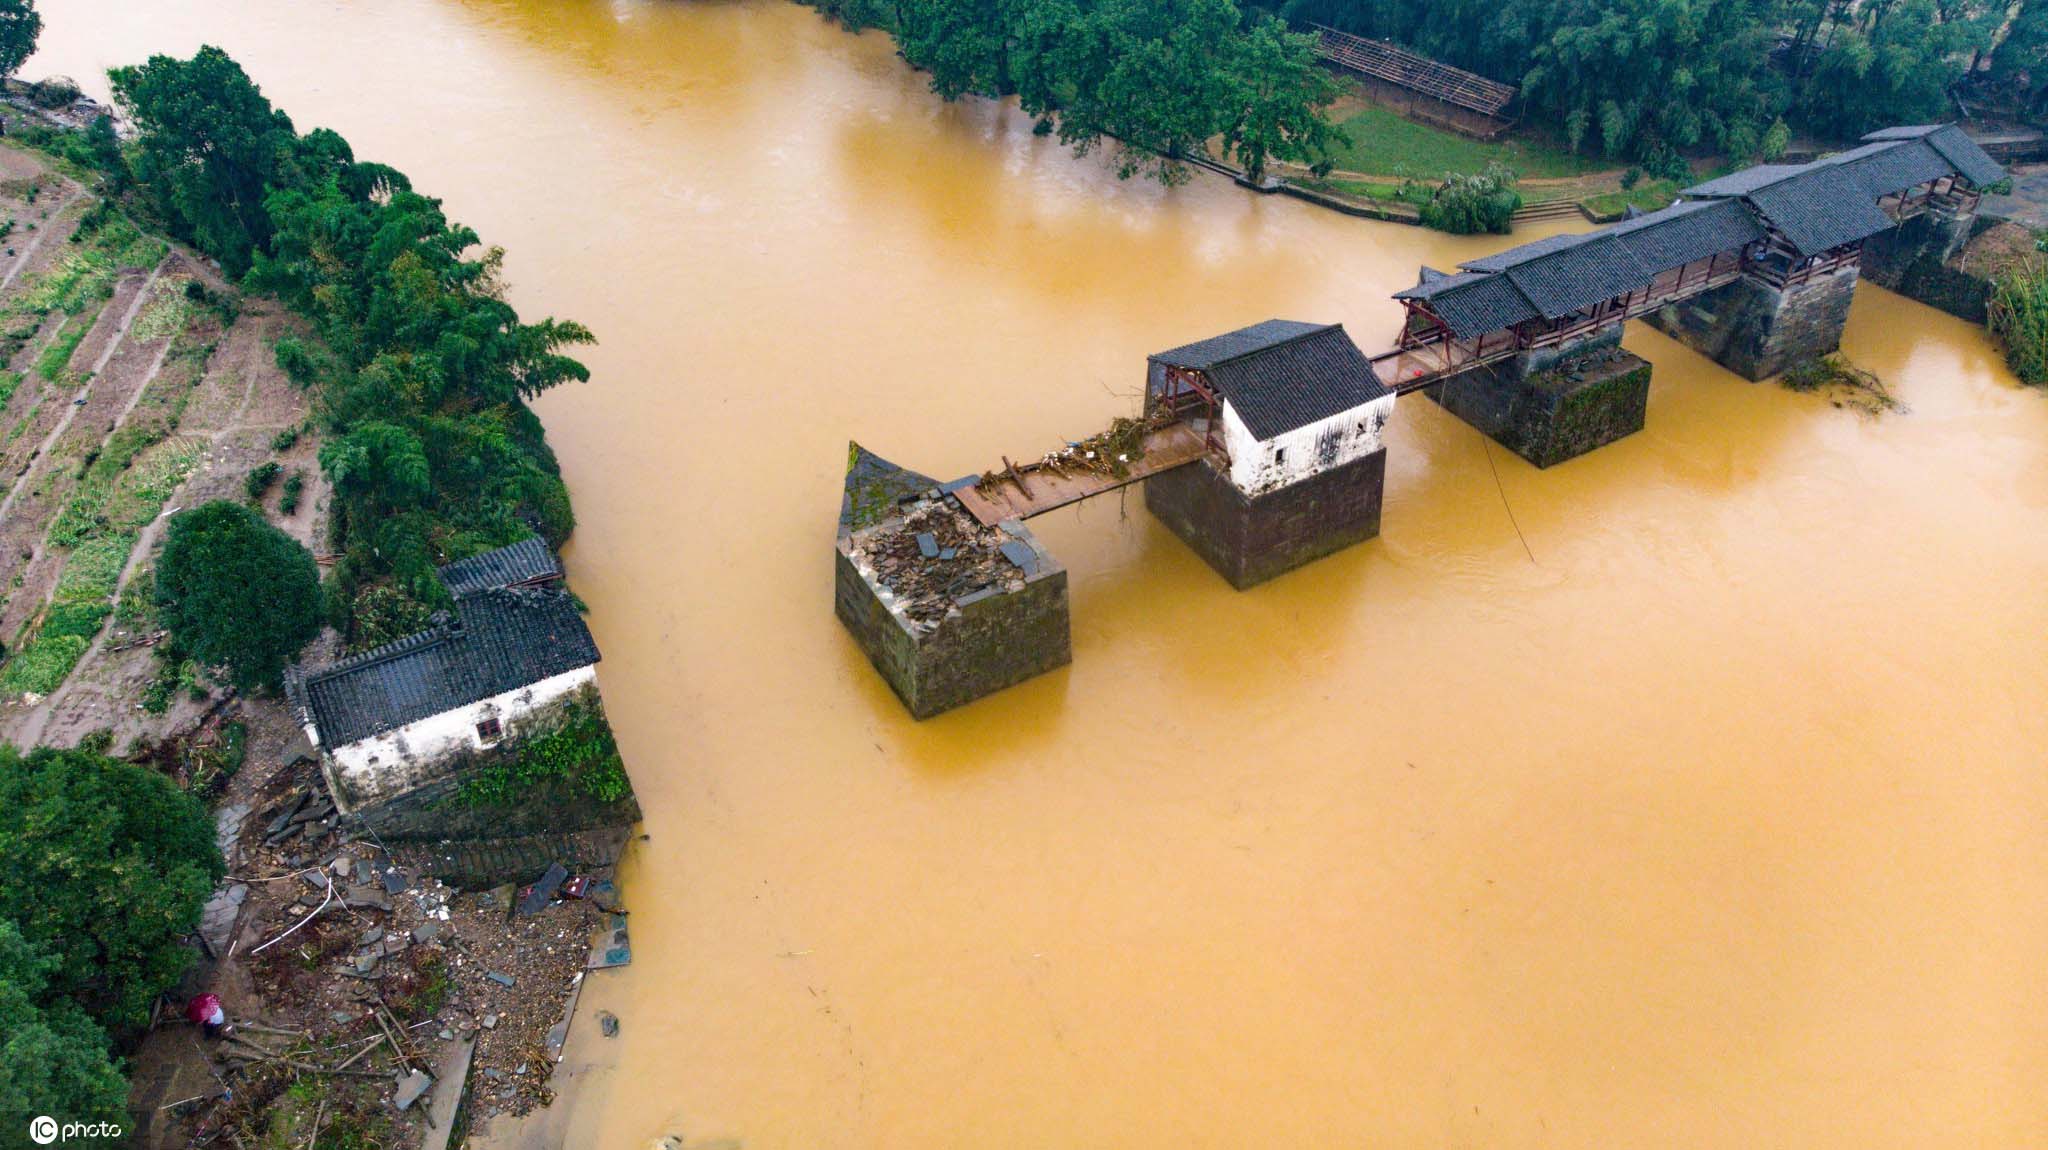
1643,261,1861,381
1425,323,1654,469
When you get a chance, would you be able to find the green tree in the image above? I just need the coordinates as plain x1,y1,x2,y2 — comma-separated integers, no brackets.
109,46,299,275
0,922,129,1126
1419,163,1522,233
1221,14,1344,182
0,746,222,1032
155,501,323,691
0,0,41,84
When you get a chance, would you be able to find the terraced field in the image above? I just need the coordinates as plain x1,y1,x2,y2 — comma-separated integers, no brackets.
0,143,327,751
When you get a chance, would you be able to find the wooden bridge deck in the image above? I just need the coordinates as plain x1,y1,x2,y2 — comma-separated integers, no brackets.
953,422,1210,527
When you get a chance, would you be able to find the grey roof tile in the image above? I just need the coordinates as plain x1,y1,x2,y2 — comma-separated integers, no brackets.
290,541,601,749
1607,198,1764,270
1151,319,1330,369
1155,321,1389,439
1745,163,1897,255
1920,124,2005,188
439,537,563,598
1503,235,1651,318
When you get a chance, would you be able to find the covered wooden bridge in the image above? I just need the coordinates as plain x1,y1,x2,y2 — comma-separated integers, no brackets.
1373,124,2005,393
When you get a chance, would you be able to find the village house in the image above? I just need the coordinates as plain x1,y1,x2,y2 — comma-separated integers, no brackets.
285,538,603,818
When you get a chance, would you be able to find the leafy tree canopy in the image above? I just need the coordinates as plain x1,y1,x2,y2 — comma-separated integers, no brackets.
109,46,303,276
1266,0,2006,160
0,921,129,1127
155,500,323,691
0,745,223,1033
111,46,594,642
0,0,41,83
818,0,1345,181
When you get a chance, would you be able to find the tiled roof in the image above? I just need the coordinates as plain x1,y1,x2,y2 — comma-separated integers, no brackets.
1409,273,1541,341
439,536,562,597
1503,234,1649,318
1682,124,2005,256
1151,319,1331,369
1154,321,1389,440
287,540,601,749
1607,198,1765,271
1914,124,2005,188
1684,164,1809,197
1396,123,2003,339
291,588,600,748
1817,139,1954,197
1743,163,1897,255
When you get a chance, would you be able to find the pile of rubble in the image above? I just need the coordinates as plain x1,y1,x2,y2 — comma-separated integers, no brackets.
845,495,1021,626
173,763,630,1146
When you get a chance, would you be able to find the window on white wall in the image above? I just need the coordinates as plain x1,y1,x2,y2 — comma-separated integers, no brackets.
476,717,502,744
1273,447,1287,466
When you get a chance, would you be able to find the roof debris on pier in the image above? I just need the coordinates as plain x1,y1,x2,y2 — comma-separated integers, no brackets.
838,443,1048,629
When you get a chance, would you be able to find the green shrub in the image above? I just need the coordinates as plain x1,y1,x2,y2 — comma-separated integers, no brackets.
244,460,281,501
155,501,322,691
1419,163,1522,235
459,692,632,807
1989,259,2048,385
279,469,305,515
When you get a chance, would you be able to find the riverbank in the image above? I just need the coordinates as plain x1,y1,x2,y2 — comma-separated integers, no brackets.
36,3,2048,1146
0,83,639,1147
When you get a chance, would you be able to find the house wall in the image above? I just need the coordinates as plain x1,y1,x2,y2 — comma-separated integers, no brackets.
320,664,599,812
1222,394,1395,498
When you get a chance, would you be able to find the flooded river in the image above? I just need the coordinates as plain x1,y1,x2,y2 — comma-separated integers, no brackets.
47,1,2048,1145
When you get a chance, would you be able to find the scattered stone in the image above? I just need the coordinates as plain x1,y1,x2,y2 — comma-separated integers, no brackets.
361,926,385,946
355,953,379,975
303,871,330,891
412,922,443,945
481,883,515,915
383,936,409,956
439,1028,455,1041
481,1013,499,1029
330,855,352,878
483,1068,505,1081
598,1011,619,1037
486,970,515,988
330,1011,355,1025
341,884,391,911
393,1069,434,1111
381,867,409,895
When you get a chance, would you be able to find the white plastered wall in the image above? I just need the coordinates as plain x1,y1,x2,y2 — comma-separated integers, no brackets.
319,664,597,811
1222,393,1396,497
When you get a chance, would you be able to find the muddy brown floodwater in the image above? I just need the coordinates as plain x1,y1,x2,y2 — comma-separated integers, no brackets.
46,1,2048,1146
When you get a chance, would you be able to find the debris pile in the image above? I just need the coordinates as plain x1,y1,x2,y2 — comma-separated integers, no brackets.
167,758,630,1146
845,495,1023,626
1781,353,1902,416
983,410,1173,488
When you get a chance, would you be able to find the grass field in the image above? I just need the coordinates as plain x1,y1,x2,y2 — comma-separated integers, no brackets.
1321,104,1607,180
1582,179,1683,219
